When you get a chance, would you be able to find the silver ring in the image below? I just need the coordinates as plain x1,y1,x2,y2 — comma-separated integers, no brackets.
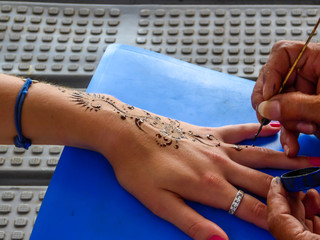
228,190,244,215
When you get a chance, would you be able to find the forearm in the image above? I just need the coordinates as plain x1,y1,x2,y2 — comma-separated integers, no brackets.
0,74,123,153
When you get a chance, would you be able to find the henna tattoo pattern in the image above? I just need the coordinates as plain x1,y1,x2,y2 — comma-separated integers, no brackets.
232,145,248,151
70,91,221,149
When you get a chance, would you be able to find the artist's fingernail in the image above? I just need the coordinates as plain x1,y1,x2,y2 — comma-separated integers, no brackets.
297,122,316,134
283,144,289,156
309,157,320,166
272,177,281,185
209,236,225,240
258,101,281,119
270,121,281,128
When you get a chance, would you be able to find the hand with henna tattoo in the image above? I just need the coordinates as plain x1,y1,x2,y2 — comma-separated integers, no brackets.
0,74,318,240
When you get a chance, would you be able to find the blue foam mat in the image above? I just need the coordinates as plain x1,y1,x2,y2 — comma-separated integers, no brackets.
31,44,320,240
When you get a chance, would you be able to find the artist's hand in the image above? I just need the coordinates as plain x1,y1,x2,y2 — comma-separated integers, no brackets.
267,177,320,240
251,40,320,157
95,107,315,240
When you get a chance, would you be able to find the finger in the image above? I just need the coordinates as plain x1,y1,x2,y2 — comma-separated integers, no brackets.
287,192,306,223
303,189,320,220
267,177,290,220
251,66,266,112
294,73,317,95
199,184,269,230
313,216,320,235
261,41,305,100
251,41,308,112
170,170,269,230
258,92,320,124
225,143,311,170
215,123,281,144
281,120,317,135
227,162,273,198
305,219,314,232
279,126,300,157
267,177,304,239
233,190,268,230
147,190,229,240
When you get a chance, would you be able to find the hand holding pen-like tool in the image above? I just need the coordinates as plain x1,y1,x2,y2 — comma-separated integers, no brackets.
252,17,320,144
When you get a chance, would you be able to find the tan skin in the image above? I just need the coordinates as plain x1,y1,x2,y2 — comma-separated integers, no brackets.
251,40,320,157
0,74,317,240
267,178,320,240
251,40,320,239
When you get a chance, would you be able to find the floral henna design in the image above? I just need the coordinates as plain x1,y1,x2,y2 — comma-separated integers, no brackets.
70,91,221,149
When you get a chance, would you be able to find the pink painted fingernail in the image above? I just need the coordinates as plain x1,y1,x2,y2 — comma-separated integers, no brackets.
209,236,225,240
309,157,320,166
270,121,281,128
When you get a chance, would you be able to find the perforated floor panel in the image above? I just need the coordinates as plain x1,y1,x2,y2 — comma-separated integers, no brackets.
1,2,320,87
1,2,320,239
0,187,46,240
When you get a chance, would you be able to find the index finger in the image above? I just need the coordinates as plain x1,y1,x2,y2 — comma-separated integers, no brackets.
261,40,306,100
251,68,265,121
251,41,305,122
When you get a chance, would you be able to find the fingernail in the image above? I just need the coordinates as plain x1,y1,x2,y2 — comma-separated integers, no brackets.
209,236,225,240
283,144,289,156
309,157,320,166
272,177,281,185
270,121,281,128
258,100,281,119
297,122,316,134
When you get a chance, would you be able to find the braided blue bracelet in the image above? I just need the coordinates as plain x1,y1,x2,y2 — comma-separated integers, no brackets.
14,78,33,149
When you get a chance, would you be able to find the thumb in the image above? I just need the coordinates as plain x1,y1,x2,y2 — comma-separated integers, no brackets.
258,92,320,123
267,177,293,239
267,177,306,240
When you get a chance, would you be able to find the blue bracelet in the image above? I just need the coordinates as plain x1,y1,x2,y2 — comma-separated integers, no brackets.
14,78,33,149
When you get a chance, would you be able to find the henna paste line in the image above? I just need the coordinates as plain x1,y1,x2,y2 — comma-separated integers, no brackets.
69,91,223,149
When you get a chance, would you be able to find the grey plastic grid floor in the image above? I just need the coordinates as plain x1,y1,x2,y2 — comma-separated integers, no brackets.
0,145,62,240
1,2,320,239
0,187,46,240
0,145,63,186
0,2,320,86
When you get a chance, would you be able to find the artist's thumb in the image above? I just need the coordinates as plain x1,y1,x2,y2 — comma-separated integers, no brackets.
257,92,320,124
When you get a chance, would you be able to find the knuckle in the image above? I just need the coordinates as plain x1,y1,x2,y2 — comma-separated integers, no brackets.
271,40,288,52
271,40,302,53
295,93,308,117
207,151,228,165
201,172,225,189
